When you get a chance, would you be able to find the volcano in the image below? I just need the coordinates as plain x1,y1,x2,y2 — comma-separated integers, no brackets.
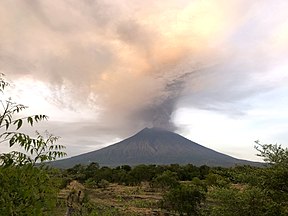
51,128,259,168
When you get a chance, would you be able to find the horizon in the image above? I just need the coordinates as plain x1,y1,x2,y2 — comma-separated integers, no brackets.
1,0,288,162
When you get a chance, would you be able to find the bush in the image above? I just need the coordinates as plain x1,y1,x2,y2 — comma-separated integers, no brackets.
85,178,97,188
0,165,60,215
151,170,179,190
161,184,206,216
97,179,109,189
0,74,66,215
205,173,230,187
206,186,283,216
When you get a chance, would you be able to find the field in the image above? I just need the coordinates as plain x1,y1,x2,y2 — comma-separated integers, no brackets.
57,181,168,216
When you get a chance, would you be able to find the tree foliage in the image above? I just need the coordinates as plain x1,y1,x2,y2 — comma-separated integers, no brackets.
204,141,288,216
0,74,67,215
151,170,179,190
161,184,206,216
254,141,288,210
0,165,60,215
0,74,66,166
255,140,288,166
206,186,282,216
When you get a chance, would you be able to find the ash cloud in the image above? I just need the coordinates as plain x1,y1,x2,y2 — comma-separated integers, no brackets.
1,0,288,140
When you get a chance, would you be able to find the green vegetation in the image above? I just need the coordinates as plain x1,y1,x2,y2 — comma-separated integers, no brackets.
0,165,61,215
0,74,66,215
150,170,179,190
60,142,287,215
161,183,206,216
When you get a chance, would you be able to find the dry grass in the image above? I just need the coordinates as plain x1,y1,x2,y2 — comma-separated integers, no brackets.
86,182,163,215
57,181,168,216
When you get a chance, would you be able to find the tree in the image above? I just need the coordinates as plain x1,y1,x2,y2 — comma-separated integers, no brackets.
130,164,156,184
206,186,281,216
151,170,179,190
0,74,66,215
254,141,288,212
0,130,66,167
161,184,206,216
255,140,288,166
84,162,100,179
205,172,230,187
205,141,288,215
0,164,61,215
0,74,66,166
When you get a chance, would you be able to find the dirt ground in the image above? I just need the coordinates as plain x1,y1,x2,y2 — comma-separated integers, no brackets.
57,181,170,216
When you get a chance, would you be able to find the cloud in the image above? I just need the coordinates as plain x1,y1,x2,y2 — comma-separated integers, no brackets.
1,0,288,151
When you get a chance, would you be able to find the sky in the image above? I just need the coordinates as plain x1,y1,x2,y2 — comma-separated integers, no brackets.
1,0,288,162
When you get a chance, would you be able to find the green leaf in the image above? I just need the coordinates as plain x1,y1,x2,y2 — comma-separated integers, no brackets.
27,117,33,126
4,119,9,130
16,119,23,130
9,137,15,147
35,115,39,122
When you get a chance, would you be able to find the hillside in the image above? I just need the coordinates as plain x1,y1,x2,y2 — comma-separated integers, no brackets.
51,128,260,168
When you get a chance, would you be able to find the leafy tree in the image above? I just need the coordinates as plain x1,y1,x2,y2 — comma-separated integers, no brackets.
228,165,260,185
130,164,156,184
0,165,61,215
204,142,288,216
94,166,113,183
180,164,201,181
0,74,66,166
206,186,282,216
205,173,230,188
0,131,66,167
254,141,288,212
84,162,100,179
151,170,179,190
199,165,210,179
161,184,206,216
66,164,87,182
0,74,66,215
255,140,288,166
120,164,132,172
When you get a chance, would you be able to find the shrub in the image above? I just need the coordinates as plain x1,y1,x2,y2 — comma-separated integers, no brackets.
161,184,206,216
0,165,60,215
206,186,283,216
97,179,109,189
151,170,179,190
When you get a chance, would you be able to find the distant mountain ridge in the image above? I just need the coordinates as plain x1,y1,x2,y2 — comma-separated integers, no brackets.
51,127,260,168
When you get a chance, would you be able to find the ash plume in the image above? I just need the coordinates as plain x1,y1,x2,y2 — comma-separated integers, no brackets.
1,0,288,137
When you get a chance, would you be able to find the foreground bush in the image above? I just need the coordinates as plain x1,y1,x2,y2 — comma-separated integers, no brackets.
0,74,66,215
206,186,282,216
0,165,60,215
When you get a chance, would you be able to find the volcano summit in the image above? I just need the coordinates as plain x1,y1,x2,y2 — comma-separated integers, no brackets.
52,128,259,168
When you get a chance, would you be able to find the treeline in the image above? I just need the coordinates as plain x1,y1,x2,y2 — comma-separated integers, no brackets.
1,143,287,215
60,142,288,216
63,163,211,186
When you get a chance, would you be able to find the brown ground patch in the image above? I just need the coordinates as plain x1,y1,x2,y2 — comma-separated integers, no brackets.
57,181,168,215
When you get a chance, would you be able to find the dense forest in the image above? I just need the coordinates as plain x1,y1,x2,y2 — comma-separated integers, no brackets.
0,74,287,215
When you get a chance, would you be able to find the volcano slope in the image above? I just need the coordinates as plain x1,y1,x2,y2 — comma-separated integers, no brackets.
51,128,260,168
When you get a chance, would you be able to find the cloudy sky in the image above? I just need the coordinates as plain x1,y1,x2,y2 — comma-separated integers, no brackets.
1,0,288,162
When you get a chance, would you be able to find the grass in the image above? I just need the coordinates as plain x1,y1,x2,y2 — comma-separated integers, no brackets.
57,181,164,216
